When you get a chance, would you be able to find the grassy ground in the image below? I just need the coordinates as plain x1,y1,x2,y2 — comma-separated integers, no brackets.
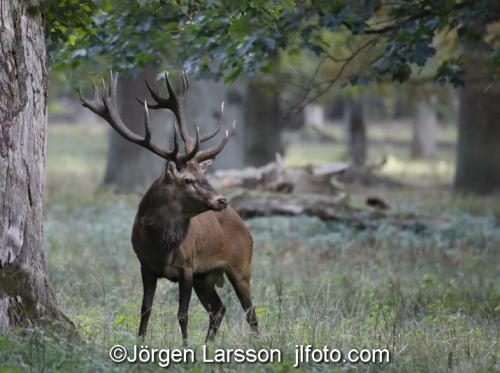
0,123,499,372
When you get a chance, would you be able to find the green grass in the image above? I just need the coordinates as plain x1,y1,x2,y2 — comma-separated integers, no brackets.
45,123,108,204
1,123,499,372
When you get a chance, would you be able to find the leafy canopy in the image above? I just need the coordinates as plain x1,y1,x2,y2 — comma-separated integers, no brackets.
46,0,500,86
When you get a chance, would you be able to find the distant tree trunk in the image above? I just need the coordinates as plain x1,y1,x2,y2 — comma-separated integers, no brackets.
0,0,70,331
454,41,500,194
244,79,282,166
304,104,325,129
187,79,246,169
104,68,171,192
344,97,367,167
411,98,437,158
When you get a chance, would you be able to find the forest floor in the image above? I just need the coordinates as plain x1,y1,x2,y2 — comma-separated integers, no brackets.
0,122,499,373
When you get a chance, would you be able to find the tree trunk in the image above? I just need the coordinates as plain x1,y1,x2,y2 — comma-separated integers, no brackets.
243,79,282,166
0,0,70,331
411,98,437,158
344,97,367,167
454,41,500,194
103,68,171,192
304,104,325,129
187,78,246,170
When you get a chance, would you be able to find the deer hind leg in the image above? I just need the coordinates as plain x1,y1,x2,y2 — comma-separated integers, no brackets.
226,271,258,333
138,267,158,339
194,274,226,342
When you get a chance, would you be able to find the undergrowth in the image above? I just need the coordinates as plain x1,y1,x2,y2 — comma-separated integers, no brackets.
1,194,498,372
1,123,498,372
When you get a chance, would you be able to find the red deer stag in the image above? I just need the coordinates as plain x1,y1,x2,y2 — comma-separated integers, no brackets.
79,72,258,343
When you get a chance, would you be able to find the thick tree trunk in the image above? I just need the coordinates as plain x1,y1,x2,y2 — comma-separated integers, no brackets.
103,68,171,192
454,41,500,194
0,0,70,331
187,78,247,169
188,77,282,169
243,79,282,166
411,98,437,158
344,97,367,167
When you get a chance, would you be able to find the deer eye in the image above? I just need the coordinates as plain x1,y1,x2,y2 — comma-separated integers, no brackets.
183,178,195,185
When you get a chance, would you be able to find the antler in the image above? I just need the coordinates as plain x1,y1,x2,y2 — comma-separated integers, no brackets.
195,119,236,162
140,71,236,163
78,71,180,162
81,71,235,167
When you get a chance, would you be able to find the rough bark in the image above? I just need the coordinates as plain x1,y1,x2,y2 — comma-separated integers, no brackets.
244,79,283,166
454,41,500,194
411,98,437,158
0,0,70,331
344,97,367,167
103,68,171,192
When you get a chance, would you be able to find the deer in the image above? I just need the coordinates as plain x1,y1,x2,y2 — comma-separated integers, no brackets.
79,71,258,344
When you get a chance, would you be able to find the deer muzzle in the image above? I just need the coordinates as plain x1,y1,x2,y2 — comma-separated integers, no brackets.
211,196,228,211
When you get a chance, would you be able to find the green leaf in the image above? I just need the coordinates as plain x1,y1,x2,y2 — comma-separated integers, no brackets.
229,18,251,37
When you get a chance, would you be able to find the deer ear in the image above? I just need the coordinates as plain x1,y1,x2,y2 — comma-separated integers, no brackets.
165,161,179,181
199,158,214,174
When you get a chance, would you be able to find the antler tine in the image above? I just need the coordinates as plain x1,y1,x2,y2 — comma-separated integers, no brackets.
180,70,189,99
79,72,179,162
78,83,104,115
135,80,166,109
143,100,152,143
163,72,194,150
172,121,179,158
195,120,236,162
139,72,195,153
200,102,224,143
179,126,200,163
139,80,166,109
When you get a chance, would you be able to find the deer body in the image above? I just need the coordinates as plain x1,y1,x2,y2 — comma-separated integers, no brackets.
80,72,258,343
132,178,253,283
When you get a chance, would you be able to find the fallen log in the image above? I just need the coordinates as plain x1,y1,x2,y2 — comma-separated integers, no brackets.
212,154,410,194
226,189,450,235
212,155,349,194
226,189,348,219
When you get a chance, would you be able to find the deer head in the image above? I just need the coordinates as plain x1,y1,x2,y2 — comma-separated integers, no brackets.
79,71,235,215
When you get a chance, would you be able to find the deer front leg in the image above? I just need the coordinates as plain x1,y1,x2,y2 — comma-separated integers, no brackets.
178,268,193,345
138,267,158,339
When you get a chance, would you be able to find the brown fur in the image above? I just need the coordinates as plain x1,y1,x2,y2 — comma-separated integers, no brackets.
132,161,258,343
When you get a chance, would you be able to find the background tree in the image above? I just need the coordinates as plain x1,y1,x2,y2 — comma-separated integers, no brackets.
103,68,172,192
455,36,500,193
411,95,438,158
344,96,367,167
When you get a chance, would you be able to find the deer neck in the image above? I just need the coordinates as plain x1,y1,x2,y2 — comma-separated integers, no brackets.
158,216,190,250
141,209,190,250
139,182,193,250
